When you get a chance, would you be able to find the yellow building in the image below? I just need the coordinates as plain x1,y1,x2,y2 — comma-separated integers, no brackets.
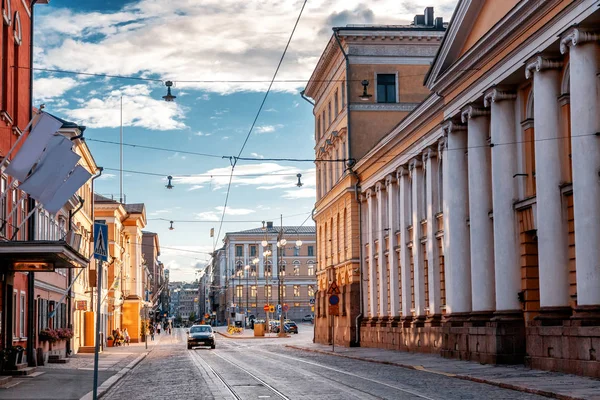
94,196,147,343
309,0,600,378
305,7,446,346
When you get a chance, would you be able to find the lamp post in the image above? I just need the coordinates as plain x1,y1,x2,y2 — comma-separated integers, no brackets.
262,243,272,334
244,265,250,328
252,257,259,320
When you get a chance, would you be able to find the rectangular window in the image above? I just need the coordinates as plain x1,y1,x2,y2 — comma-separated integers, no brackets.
12,292,17,339
19,294,25,336
235,245,243,257
279,264,285,276
328,102,332,125
293,285,300,297
308,285,315,297
294,265,300,276
322,111,326,135
376,74,396,103
264,285,272,298
19,198,26,240
307,246,314,256
250,245,257,257
308,264,314,276
293,247,299,257
317,116,321,139
334,90,339,115
236,285,243,300
341,81,346,108
251,285,257,298
281,285,286,298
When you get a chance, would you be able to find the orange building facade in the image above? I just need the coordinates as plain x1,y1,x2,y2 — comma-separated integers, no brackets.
308,1,600,378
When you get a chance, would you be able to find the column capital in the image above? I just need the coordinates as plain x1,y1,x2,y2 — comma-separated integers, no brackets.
408,158,422,173
483,87,517,107
375,181,385,194
461,104,490,123
422,147,437,163
525,55,563,79
560,27,600,54
441,120,467,135
437,137,447,155
396,165,409,179
365,188,374,200
384,174,395,188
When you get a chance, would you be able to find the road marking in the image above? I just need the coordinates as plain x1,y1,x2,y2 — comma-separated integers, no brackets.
256,349,439,400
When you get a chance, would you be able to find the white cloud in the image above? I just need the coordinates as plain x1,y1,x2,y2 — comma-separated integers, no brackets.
195,131,211,136
195,205,256,221
264,108,277,112
215,206,254,215
255,124,284,134
283,187,316,199
196,94,211,101
34,77,78,100
250,152,264,159
96,173,116,181
62,84,186,130
35,0,459,95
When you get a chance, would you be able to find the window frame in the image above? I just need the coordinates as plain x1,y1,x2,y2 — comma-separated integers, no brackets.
375,73,398,104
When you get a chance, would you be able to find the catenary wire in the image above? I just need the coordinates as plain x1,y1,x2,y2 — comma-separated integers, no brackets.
102,167,308,178
213,0,308,251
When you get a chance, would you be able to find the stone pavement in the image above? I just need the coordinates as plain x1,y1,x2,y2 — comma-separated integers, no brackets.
0,334,161,400
287,343,600,400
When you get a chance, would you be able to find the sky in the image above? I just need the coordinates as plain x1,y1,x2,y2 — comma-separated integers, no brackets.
33,0,458,282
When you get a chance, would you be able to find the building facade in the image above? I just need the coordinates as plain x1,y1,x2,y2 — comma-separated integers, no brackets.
215,225,317,323
305,7,446,347
310,0,600,378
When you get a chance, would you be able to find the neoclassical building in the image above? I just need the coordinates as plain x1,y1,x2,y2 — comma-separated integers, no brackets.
308,0,600,378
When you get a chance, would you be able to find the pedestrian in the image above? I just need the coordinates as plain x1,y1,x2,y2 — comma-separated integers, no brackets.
123,328,130,346
149,324,155,341
156,323,161,335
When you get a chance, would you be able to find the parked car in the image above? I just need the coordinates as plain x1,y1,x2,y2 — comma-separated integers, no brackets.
301,314,314,322
283,321,298,334
187,325,215,350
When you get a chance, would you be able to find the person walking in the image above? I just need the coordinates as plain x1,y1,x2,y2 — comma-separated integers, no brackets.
149,323,155,341
123,328,130,346
156,323,161,335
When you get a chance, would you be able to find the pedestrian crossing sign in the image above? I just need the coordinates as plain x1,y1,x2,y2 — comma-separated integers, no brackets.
93,222,108,261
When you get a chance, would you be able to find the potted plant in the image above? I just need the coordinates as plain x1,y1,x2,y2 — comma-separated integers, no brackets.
39,328,59,343
56,328,74,340
107,335,114,347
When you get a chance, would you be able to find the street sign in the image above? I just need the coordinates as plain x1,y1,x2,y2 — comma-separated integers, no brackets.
329,304,339,316
76,300,87,310
276,304,282,313
93,222,108,261
309,298,315,305
263,304,270,311
329,295,339,305
311,306,315,312
269,305,275,313
327,281,340,295
282,304,289,312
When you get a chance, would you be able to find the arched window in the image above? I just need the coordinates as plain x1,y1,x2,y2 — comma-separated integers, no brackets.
307,261,315,276
2,0,11,26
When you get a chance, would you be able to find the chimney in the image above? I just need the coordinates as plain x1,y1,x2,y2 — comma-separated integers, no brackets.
266,221,274,229
424,7,434,26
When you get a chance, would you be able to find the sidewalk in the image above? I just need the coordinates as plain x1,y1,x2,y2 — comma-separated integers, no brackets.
0,337,158,400
286,343,600,400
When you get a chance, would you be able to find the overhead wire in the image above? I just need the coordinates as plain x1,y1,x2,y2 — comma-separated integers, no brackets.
102,167,308,178
212,0,308,251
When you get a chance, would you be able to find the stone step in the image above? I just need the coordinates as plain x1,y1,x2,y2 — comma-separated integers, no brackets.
0,376,12,387
2,366,36,376
0,380,21,389
47,357,69,364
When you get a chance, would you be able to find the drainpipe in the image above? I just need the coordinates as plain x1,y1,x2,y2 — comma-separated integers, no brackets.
26,0,38,368
299,90,315,106
66,196,85,356
333,28,362,345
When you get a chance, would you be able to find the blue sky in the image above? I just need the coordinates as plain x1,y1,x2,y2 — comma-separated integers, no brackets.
32,0,457,281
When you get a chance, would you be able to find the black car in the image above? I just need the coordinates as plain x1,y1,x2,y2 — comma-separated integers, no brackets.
283,322,298,334
187,325,215,349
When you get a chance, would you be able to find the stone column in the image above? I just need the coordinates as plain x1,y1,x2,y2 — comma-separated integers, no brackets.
366,188,376,318
423,147,441,321
397,167,412,323
560,28,600,310
484,88,521,312
243,244,249,267
462,104,495,315
525,56,570,311
409,158,426,321
442,121,471,315
385,174,400,317
375,181,388,318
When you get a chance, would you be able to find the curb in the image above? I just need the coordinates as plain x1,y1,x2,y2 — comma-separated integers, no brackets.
79,352,149,400
284,346,586,400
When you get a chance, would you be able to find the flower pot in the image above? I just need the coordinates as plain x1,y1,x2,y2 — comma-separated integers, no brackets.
107,339,114,347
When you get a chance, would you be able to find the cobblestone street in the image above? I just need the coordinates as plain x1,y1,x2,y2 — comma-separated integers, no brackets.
103,326,553,400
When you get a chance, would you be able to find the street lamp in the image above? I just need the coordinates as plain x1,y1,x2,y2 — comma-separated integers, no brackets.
252,257,259,319
244,265,250,328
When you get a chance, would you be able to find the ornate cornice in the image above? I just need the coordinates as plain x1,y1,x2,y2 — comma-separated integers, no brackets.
441,120,466,135
524,55,563,80
408,158,422,171
375,181,385,194
483,87,517,107
461,105,489,123
349,102,420,112
437,138,447,155
365,188,374,200
560,27,600,54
